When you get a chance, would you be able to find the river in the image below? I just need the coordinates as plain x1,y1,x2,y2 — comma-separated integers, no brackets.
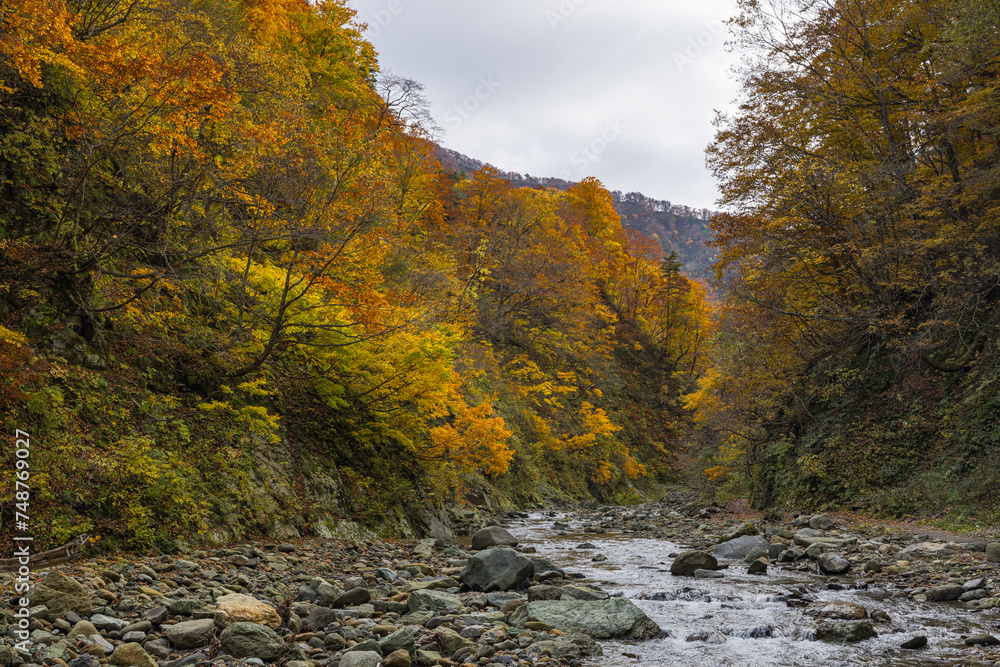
507,511,999,666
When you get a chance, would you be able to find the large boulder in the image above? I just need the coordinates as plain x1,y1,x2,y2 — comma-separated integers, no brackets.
670,551,717,576
471,526,519,550
219,622,284,661
986,543,1000,563
525,598,660,639
817,552,851,575
460,547,533,592
378,627,415,660
163,619,216,649
808,513,835,530
406,589,463,613
712,536,769,560
925,584,965,602
28,571,92,618
793,533,856,550
215,593,281,629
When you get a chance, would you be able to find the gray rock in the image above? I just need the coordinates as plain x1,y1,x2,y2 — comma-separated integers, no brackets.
964,578,987,590
168,599,205,616
526,632,602,659
743,547,766,563
960,589,989,602
39,642,73,665
460,547,533,592
986,543,1000,563
817,552,851,575
378,628,415,659
219,622,284,661
712,536,769,560
406,589,463,613
809,513,835,530
163,618,216,649
793,533,856,549
719,521,759,542
816,620,877,643
470,526,518,550
897,542,960,560
965,633,1000,646
694,569,724,578
670,551,717,576
338,651,381,667
90,614,127,631
925,584,965,602
559,585,609,601
28,572,92,618
747,559,768,576
526,598,660,639
332,587,370,608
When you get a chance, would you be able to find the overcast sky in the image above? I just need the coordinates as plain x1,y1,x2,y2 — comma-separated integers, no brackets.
347,0,742,211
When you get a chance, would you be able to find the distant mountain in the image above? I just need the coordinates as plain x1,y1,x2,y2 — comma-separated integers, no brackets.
433,146,716,277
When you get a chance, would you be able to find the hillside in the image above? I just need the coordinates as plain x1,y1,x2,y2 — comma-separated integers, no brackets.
434,147,716,276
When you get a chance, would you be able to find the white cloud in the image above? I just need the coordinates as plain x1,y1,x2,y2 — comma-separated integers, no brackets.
350,0,741,210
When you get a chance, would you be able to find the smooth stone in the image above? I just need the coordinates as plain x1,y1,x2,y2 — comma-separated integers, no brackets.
219,622,284,661
215,593,281,629
817,552,851,575
804,601,868,620
986,543,1000,563
694,569,724,579
966,633,1000,646
712,536,769,560
671,551,718,576
525,598,660,639
815,620,877,643
900,636,927,649
406,589,463,613
108,643,157,667
163,619,216,649
925,584,965,602
747,559,768,576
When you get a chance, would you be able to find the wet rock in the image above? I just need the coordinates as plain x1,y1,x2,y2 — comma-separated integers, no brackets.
470,526,518,550
525,598,661,639
960,589,989,602
460,547,533,592
900,636,927,649
694,569,724,579
559,585,609,601
219,622,285,661
743,547,767,563
817,552,851,575
815,620,877,643
163,618,216,649
925,584,965,602
747,559,768,576
965,633,1000,646
28,572,92,618
804,601,868,620
712,536,769,560
670,551,718,576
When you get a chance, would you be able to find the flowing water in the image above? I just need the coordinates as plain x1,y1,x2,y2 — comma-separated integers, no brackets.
507,512,1000,666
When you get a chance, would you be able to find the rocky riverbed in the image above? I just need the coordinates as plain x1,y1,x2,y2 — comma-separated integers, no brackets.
4,492,1000,667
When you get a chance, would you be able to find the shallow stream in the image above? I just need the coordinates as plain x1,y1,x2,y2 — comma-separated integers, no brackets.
508,512,1000,666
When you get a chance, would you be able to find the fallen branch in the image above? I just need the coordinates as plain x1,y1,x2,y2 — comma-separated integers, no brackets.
0,534,90,572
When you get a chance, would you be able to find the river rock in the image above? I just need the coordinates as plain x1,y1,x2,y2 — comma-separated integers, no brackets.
67,621,100,639
338,652,382,667
407,589,462,613
985,543,1000,562
560,585,609,601
897,542,960,560
471,526,518,550
713,535,769,559
378,627,415,658
804,601,868,620
460,547,533,592
747,559,768,575
816,620,876,643
215,593,281,629
28,571,92,618
526,632,602,659
164,618,216,648
817,552,851,575
671,551,717,576
525,598,660,639
719,521,759,542
332,587,370,608
925,584,965,602
382,649,411,667
108,643,157,667
901,636,927,649
965,633,1000,646
793,533,856,549
808,513,835,530
219,622,284,660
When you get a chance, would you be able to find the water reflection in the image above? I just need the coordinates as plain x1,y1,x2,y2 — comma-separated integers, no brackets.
508,512,996,666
